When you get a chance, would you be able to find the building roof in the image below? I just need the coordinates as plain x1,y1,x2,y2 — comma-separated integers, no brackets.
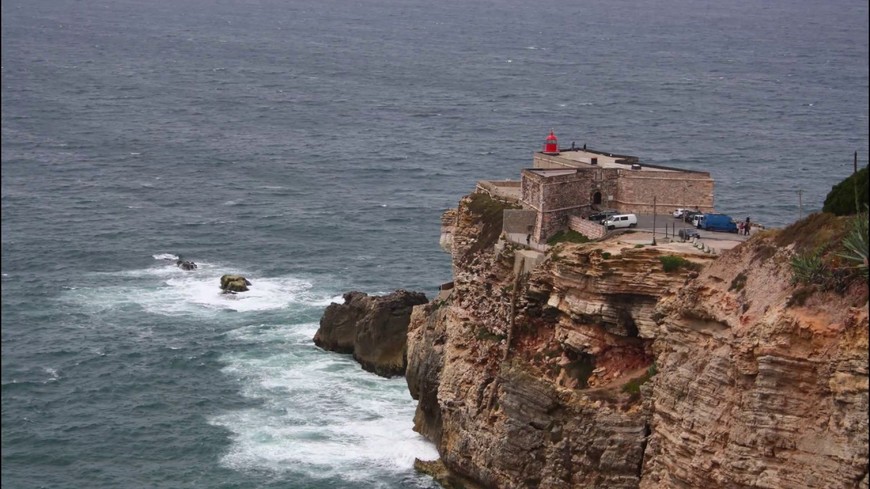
534,149,709,174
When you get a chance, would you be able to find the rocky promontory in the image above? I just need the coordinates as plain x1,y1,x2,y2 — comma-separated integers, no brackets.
405,191,868,488
314,289,428,377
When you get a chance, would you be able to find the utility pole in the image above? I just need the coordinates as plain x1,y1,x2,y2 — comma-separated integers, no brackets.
652,196,657,245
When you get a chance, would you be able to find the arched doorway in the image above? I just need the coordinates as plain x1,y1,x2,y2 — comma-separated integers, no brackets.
592,191,602,205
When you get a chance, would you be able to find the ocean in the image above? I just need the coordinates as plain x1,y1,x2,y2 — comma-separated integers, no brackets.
1,0,867,487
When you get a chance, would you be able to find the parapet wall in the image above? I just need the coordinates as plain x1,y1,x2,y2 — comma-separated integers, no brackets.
615,170,714,214
568,216,606,239
476,180,521,203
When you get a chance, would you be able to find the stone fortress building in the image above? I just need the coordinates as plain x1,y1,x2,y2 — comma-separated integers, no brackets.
480,131,716,243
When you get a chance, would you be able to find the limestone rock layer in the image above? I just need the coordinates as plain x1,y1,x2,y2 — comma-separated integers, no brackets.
406,192,869,489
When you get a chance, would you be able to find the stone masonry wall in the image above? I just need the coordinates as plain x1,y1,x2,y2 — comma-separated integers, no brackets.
522,169,621,241
616,171,714,214
568,216,606,239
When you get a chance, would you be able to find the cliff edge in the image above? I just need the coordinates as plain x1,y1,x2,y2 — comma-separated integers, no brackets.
407,191,868,488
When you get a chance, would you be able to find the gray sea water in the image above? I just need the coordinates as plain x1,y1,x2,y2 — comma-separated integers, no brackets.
2,0,867,488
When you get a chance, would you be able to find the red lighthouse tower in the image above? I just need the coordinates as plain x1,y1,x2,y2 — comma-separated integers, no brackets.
543,130,559,155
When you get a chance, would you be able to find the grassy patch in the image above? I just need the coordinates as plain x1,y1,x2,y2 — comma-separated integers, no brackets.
729,272,748,292
622,363,658,394
547,229,590,245
775,212,849,254
461,192,521,262
659,255,703,273
634,244,645,248
600,251,612,259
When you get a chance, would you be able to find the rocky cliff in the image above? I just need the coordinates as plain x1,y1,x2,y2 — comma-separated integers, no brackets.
406,192,868,488
314,290,428,377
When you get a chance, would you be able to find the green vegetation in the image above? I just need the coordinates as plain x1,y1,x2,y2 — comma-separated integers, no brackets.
634,244,645,248
729,272,748,292
837,206,869,279
783,171,868,302
790,249,828,286
462,192,520,262
622,363,658,394
822,165,868,216
601,251,612,260
659,255,702,273
547,229,590,245
787,206,868,293
475,326,506,342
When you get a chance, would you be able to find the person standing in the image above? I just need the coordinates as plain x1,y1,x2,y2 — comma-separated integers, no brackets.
744,217,751,235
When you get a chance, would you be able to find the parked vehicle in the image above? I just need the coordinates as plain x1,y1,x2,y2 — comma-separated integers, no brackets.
588,209,618,223
684,210,702,223
678,228,700,241
603,213,638,230
673,208,687,218
699,213,738,233
691,214,704,228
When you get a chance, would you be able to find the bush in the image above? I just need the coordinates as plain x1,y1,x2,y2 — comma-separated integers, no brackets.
837,207,869,279
659,255,702,273
823,165,868,216
462,192,520,262
547,229,590,245
790,249,828,286
729,272,748,292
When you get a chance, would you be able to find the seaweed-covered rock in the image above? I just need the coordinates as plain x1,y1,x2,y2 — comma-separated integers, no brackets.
220,274,251,292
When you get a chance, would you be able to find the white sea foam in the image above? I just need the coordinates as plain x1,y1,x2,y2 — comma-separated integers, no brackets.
66,261,337,317
43,367,60,383
152,253,179,261
211,323,438,481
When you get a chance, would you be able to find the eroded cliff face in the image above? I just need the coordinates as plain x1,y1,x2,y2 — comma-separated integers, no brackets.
642,229,869,488
407,191,869,489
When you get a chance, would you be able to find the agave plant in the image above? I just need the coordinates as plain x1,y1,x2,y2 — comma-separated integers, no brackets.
837,205,869,278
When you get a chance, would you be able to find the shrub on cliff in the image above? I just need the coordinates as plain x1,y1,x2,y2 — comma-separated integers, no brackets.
836,206,869,279
547,229,590,245
659,255,702,273
462,192,520,261
786,207,868,296
822,165,868,216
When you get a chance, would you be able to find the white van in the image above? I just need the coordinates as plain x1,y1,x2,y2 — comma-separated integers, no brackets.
603,213,638,230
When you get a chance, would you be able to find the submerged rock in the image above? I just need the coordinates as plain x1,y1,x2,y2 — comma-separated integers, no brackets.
314,289,428,378
220,274,251,292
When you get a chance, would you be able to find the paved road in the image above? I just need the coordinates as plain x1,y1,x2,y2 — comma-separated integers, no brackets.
632,214,750,242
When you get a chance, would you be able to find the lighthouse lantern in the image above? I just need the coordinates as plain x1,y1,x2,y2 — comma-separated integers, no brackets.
543,131,559,155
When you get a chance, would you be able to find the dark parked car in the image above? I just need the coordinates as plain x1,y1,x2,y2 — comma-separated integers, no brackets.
683,210,702,223
588,209,618,223
678,228,700,241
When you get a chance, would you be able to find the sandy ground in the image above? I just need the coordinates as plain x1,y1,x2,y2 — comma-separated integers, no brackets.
605,230,744,255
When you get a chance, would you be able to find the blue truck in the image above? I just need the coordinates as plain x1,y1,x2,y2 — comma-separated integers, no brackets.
698,213,738,233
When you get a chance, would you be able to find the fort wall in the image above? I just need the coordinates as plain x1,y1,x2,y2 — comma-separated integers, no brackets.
615,170,714,214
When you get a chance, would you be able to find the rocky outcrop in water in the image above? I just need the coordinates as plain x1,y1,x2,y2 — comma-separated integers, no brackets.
220,274,251,292
314,290,428,377
406,191,869,488
176,259,197,271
